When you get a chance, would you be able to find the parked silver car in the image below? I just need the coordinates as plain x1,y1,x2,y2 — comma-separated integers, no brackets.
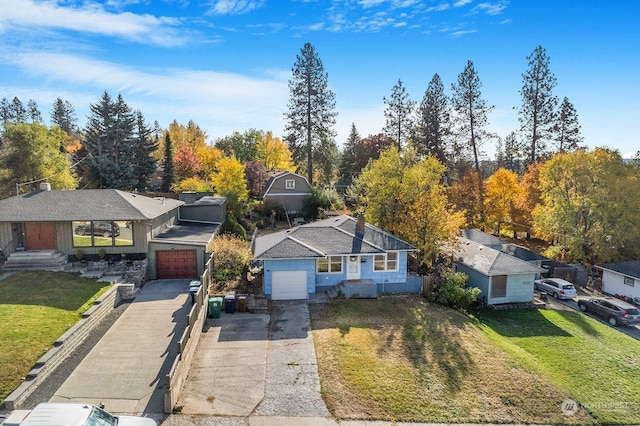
534,277,577,299
578,296,640,326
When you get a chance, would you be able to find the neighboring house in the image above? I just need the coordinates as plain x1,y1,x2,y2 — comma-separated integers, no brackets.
597,260,640,302
0,183,220,280
262,171,313,216
252,214,417,300
461,228,551,274
451,237,545,306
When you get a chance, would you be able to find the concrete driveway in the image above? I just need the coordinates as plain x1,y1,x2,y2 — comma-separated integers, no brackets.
170,300,329,420
49,279,191,416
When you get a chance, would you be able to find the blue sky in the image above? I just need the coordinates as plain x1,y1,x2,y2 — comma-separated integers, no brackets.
0,0,638,158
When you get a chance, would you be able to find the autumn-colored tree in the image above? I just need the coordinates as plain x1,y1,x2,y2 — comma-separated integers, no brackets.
244,160,269,198
174,145,202,182
196,145,224,180
448,169,484,230
484,168,520,234
512,162,543,238
155,120,208,162
257,131,295,172
175,176,212,192
533,148,640,264
354,133,394,173
350,146,464,268
210,156,249,217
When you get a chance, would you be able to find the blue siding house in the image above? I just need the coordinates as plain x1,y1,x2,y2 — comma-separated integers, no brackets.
252,215,416,300
452,238,545,306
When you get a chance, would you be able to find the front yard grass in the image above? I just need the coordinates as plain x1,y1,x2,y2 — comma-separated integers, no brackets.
311,296,640,424
0,271,111,404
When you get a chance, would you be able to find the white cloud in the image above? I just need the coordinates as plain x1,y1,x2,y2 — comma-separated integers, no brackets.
358,0,386,8
470,2,508,16
427,3,450,12
2,49,290,139
208,0,266,15
0,0,185,46
453,0,472,6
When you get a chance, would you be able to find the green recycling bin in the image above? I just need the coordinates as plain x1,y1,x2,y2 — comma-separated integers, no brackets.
208,296,223,318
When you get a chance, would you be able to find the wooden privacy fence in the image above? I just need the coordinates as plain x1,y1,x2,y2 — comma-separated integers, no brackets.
420,273,440,296
164,253,214,413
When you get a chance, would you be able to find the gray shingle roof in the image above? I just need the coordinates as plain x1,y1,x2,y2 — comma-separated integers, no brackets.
599,260,640,279
0,189,183,222
253,215,415,260
453,238,545,276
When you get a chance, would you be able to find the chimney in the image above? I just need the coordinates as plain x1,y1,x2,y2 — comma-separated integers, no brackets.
40,182,51,191
356,212,365,232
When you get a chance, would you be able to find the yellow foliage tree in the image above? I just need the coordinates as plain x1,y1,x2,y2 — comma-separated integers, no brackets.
512,162,543,238
210,156,249,216
175,176,212,192
257,131,295,172
352,145,464,268
484,168,520,235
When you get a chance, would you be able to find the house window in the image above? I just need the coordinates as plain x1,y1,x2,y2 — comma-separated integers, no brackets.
285,179,295,189
374,252,398,271
72,220,133,248
624,276,634,286
317,256,342,273
491,275,507,298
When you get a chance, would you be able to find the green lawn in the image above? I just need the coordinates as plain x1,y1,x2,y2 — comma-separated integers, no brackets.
474,308,640,424
311,297,640,424
0,271,111,404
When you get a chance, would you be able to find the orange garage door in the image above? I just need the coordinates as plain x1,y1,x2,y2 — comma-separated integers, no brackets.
157,249,197,279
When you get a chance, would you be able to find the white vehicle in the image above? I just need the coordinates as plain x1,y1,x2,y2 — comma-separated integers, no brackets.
7,403,156,426
534,277,577,299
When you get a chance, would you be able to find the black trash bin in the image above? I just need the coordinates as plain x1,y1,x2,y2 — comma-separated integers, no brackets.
189,280,201,305
224,295,236,314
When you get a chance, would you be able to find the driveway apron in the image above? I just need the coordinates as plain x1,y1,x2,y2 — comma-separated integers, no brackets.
176,311,270,416
49,279,191,415
253,300,330,417
172,300,329,420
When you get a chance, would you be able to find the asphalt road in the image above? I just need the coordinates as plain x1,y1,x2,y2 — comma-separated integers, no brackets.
538,290,640,340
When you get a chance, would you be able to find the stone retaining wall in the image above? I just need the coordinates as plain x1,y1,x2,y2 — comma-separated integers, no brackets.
3,284,135,410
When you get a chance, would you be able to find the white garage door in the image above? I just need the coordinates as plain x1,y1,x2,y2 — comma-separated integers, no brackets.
272,270,308,300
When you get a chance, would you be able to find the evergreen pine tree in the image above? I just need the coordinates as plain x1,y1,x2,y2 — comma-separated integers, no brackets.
84,91,139,189
50,97,79,135
383,79,415,150
415,73,450,164
284,42,337,185
451,60,493,176
518,45,558,163
338,123,360,185
11,97,26,123
132,110,158,191
161,131,174,192
27,99,42,124
554,96,583,153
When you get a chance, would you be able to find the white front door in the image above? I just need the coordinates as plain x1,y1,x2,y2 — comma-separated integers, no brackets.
346,256,360,280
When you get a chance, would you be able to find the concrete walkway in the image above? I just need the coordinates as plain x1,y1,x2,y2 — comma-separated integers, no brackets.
49,279,191,416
